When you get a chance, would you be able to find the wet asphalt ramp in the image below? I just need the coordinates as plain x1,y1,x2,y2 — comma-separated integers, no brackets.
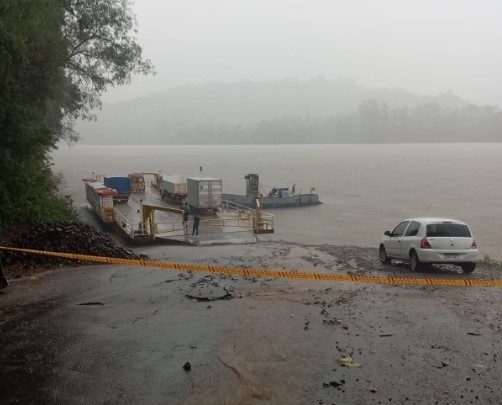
1,263,501,404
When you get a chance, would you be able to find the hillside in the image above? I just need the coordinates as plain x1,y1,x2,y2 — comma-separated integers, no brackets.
77,78,496,145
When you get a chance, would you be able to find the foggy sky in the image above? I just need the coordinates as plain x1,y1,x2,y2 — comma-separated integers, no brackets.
103,0,502,107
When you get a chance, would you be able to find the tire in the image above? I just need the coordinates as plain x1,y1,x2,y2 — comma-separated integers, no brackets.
379,245,391,264
409,250,422,272
460,263,476,273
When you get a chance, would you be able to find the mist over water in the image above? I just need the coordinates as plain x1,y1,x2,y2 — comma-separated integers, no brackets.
52,143,502,260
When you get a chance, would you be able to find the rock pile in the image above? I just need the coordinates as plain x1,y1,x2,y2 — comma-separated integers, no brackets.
1,222,145,271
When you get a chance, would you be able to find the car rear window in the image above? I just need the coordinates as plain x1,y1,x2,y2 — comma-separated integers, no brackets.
426,223,472,237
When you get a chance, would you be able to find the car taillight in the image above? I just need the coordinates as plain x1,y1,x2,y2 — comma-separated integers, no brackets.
421,237,432,249
471,240,477,249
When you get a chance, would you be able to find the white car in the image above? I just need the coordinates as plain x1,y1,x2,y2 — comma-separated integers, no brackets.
379,218,478,273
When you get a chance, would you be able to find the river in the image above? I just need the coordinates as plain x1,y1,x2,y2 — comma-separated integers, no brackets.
52,143,502,260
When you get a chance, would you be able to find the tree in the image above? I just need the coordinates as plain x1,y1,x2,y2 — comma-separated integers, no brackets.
358,99,384,141
62,0,154,135
0,1,70,232
0,0,153,234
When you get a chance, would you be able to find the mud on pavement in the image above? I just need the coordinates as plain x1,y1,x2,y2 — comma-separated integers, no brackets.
1,240,501,404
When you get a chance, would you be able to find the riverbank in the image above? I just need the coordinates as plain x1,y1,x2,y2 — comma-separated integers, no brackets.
2,218,501,287
0,221,147,280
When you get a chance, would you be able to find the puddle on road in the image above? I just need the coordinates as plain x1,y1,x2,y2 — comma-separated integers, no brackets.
0,297,70,403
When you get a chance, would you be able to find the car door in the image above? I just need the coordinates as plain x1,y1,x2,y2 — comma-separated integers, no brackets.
386,221,410,257
399,220,422,258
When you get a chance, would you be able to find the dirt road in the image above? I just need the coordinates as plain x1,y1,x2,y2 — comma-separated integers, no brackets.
1,241,501,404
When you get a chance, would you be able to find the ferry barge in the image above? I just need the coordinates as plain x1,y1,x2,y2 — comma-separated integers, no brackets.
222,174,321,208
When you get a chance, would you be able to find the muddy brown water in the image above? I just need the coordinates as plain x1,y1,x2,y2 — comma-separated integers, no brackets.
52,143,502,260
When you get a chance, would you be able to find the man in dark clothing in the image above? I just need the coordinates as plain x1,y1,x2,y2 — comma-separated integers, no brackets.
182,209,189,229
192,215,200,237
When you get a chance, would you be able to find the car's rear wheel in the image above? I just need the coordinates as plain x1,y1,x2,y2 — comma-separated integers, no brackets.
460,263,476,273
409,250,422,272
379,245,391,264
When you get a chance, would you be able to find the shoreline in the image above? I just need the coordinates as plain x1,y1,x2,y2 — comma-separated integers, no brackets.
3,236,499,287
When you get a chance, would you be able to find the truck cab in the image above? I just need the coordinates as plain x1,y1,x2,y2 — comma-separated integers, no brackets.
128,173,145,193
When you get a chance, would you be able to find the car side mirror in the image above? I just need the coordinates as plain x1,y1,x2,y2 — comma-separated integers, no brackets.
384,231,391,236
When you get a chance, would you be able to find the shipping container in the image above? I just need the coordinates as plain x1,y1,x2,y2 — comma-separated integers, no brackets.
159,175,187,204
186,177,222,213
103,176,131,202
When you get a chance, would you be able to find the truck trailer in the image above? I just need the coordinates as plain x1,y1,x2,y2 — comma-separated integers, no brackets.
103,176,131,203
159,175,187,204
186,177,222,214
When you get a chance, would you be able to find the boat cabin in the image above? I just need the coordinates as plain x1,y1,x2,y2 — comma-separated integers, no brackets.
269,187,289,198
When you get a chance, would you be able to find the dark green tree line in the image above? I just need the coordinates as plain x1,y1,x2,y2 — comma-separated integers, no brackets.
155,100,502,145
0,0,153,234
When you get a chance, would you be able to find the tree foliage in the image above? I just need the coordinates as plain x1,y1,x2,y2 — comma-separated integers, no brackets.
0,0,153,234
62,0,153,123
114,99,502,145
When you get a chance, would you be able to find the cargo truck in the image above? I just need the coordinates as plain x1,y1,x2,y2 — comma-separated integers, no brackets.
186,177,222,214
103,176,131,203
128,173,145,193
159,175,187,204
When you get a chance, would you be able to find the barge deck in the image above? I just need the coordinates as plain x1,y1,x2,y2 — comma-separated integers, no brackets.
83,178,274,245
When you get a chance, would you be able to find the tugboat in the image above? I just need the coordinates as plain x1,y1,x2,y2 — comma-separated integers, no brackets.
222,174,321,208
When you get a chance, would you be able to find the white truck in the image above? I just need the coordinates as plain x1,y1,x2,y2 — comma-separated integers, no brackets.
159,175,187,204
186,177,223,213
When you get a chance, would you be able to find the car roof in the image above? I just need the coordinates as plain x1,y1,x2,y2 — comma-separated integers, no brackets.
403,217,467,225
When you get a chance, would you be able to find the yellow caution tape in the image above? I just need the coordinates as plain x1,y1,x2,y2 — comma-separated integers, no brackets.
1,246,501,287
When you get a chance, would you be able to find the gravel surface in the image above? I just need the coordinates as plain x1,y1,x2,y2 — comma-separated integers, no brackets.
1,222,145,278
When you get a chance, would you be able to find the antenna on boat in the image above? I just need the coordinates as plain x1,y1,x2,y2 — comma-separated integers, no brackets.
421,202,432,217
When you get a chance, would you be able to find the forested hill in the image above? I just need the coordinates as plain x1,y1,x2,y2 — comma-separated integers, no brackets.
78,78,502,144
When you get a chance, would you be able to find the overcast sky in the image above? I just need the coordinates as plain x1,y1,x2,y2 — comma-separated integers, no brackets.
103,0,502,107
